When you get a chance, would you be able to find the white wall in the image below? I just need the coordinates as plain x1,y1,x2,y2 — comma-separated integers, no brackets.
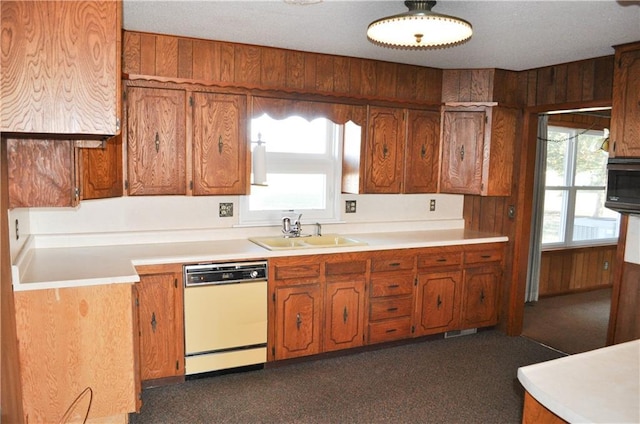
8,193,464,256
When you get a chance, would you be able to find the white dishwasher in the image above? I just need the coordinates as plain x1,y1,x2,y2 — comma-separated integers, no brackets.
183,261,267,376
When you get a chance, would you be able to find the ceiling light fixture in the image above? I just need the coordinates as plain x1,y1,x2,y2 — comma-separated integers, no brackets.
367,1,472,50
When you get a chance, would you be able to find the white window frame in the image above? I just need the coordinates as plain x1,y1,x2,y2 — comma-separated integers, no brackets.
542,126,619,248
239,116,345,226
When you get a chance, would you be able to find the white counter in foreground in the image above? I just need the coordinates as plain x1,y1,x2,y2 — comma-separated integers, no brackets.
518,340,640,423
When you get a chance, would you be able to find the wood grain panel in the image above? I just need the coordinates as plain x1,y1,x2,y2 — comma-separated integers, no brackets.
333,56,350,93
315,55,334,92
192,40,219,81
80,134,123,200
1,1,120,135
220,43,235,82
375,62,397,98
404,109,439,193
123,31,141,75
285,50,305,89
261,48,286,87
177,39,193,79
522,391,568,424
139,33,157,76
539,245,615,296
14,284,136,422
154,35,178,77
613,261,640,343
234,44,261,85
304,53,317,91
7,139,75,208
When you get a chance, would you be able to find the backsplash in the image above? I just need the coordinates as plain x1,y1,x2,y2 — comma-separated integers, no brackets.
8,193,463,260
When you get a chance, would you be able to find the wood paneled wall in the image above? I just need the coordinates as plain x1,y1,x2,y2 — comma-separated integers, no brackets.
441,68,522,106
539,245,616,296
123,31,443,105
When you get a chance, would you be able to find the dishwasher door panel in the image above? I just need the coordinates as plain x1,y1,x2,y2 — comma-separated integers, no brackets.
184,281,267,355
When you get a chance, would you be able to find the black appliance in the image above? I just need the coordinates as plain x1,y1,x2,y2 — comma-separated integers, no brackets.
605,158,640,213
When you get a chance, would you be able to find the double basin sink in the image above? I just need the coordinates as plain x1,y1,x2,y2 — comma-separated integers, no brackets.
249,234,367,251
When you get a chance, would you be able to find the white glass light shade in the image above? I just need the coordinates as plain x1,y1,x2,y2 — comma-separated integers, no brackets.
367,2,472,49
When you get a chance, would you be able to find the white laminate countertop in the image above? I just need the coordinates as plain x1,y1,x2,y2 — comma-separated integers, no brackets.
12,228,507,291
518,340,640,423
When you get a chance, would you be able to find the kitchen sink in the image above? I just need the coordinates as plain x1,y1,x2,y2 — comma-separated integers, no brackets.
249,234,367,251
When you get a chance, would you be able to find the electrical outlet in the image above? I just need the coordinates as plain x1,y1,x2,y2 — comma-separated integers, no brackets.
219,203,234,217
429,199,436,212
345,200,357,213
15,219,19,240
603,261,609,270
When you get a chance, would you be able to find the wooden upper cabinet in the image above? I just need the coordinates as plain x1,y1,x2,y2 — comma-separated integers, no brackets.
1,1,121,136
126,86,187,195
7,139,77,208
610,42,640,158
440,105,517,196
364,107,405,193
404,109,440,193
79,135,123,200
191,92,248,195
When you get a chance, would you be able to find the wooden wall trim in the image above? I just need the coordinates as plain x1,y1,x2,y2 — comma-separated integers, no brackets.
607,214,628,345
123,30,444,107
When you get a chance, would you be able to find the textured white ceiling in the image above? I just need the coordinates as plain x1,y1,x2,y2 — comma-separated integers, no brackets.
123,0,640,71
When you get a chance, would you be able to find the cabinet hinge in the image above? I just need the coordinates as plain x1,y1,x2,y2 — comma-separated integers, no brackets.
74,187,80,199
485,115,488,124
124,180,129,190
174,278,178,288
115,118,121,132
189,96,194,107
411,325,415,333
414,277,418,286
618,58,622,68
123,90,127,101
272,293,276,302
135,297,139,307
271,347,275,357
176,360,180,370
189,180,193,190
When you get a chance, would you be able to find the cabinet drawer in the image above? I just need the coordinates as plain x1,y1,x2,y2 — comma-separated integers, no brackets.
417,252,462,268
273,263,321,281
370,274,414,297
368,318,412,344
326,260,367,277
371,257,414,273
464,249,504,265
369,296,413,321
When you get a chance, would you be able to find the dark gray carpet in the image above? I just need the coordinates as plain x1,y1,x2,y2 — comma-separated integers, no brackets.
130,330,564,424
522,288,611,355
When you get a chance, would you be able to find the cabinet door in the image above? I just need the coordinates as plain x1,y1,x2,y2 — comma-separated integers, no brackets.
414,271,461,336
404,110,440,193
137,272,184,381
274,285,322,360
1,1,120,135
192,92,248,195
611,44,640,158
324,279,365,352
126,86,186,195
460,266,500,329
7,139,77,208
440,110,485,194
364,107,405,193
79,135,123,200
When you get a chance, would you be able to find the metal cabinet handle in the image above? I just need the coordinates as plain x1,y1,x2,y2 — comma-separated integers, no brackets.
421,144,427,159
155,132,160,153
218,135,223,154
151,312,157,333
343,306,348,324
387,307,398,312
460,145,465,161
383,143,389,158
388,284,400,289
480,289,485,303
437,295,442,309
296,313,302,330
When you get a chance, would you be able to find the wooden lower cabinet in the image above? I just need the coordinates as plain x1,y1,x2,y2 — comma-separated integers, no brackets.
13,284,138,422
135,265,185,383
324,279,366,352
273,284,322,359
460,265,501,329
413,271,462,336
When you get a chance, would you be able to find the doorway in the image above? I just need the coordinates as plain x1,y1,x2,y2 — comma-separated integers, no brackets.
521,108,618,354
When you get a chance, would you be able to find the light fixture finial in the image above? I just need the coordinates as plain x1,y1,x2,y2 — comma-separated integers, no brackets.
367,0,472,50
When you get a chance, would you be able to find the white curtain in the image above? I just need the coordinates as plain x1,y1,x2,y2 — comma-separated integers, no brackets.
525,114,548,303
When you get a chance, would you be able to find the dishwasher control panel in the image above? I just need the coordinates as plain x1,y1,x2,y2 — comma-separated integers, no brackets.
184,261,267,286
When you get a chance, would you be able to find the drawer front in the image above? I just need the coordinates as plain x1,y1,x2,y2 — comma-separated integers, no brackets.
417,252,462,268
370,273,414,297
464,249,504,265
369,296,413,321
368,318,412,344
371,257,414,273
325,260,367,277
273,263,321,281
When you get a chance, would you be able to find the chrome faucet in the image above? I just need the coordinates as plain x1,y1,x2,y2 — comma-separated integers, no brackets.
282,214,302,238
314,222,322,236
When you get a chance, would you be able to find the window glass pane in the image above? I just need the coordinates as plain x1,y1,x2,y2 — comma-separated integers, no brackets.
249,174,327,211
573,190,620,242
575,131,608,186
545,129,569,186
251,114,327,154
542,189,567,244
